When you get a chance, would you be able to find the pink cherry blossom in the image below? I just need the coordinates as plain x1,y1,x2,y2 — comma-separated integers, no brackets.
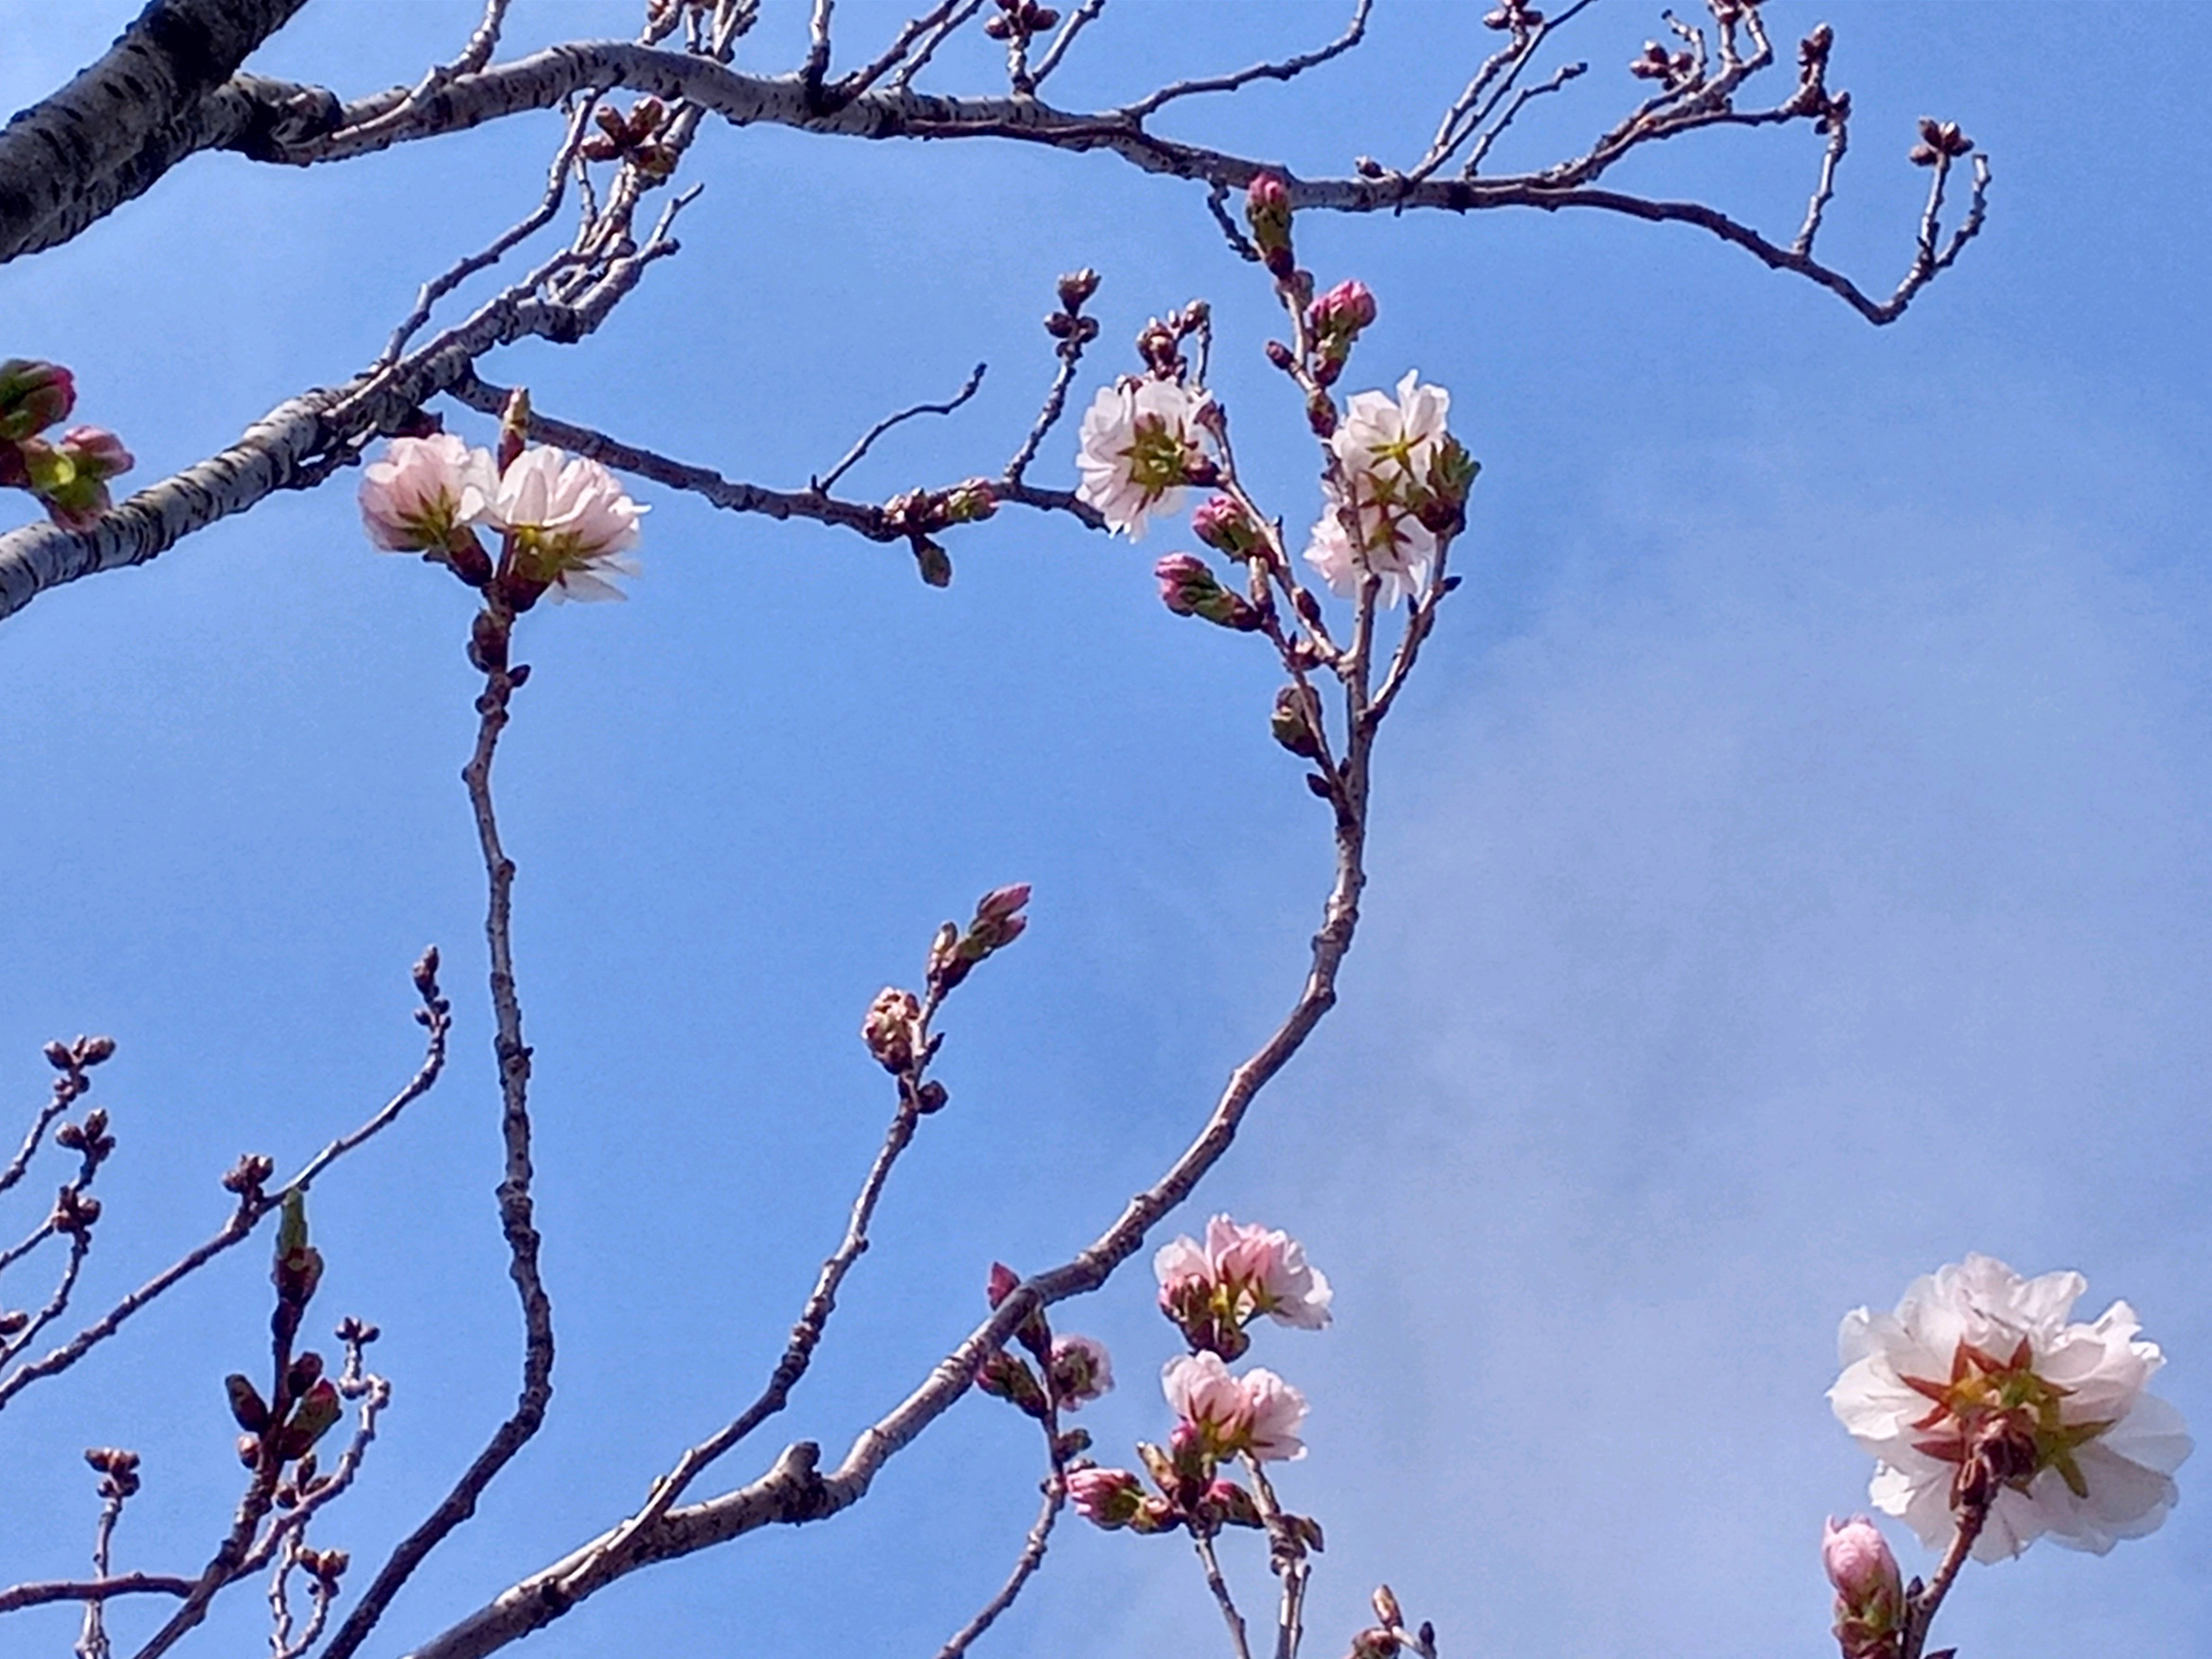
1238,1366,1308,1463
1067,1466,1145,1528
359,434,496,553
486,447,646,601
1075,378,1206,539
1204,1215,1332,1330
1162,1352,1308,1463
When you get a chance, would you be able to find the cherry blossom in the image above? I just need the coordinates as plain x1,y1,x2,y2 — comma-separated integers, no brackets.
1153,1214,1332,1349
1161,1352,1308,1463
358,434,496,553
486,447,646,601
1829,1254,2192,1560
1074,377,1207,539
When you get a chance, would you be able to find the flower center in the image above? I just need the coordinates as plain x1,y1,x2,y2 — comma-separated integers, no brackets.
1121,415,1192,499
1903,1338,2114,1498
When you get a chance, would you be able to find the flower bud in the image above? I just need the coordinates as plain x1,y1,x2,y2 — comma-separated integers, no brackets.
1309,280,1378,339
1191,495,1260,559
1048,1333,1115,1408
975,1348,1047,1416
1203,1478,1264,1529
1056,268,1101,312
1823,1517,1904,1659
1067,1467,1146,1529
0,359,75,441
862,987,921,1072
940,479,998,524
1154,553,1261,631
1271,686,1325,761
986,1261,1021,1308
1245,173,1295,275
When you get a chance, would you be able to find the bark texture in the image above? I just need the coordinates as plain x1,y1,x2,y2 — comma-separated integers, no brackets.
0,0,325,265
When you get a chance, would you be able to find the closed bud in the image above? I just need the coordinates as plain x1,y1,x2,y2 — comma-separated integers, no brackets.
227,1373,272,1434
1372,1585,1404,1628
0,359,76,441
1244,173,1293,259
1272,686,1325,761
1204,1478,1264,1528
975,1349,1046,1415
75,1035,117,1066
1056,268,1100,311
986,1261,1021,1308
1191,495,1260,558
912,535,953,588
1823,1516,1904,1659
1067,1466,1147,1529
941,479,998,524
278,1379,343,1460
43,1039,74,1070
862,987,921,1072
1154,553,1261,631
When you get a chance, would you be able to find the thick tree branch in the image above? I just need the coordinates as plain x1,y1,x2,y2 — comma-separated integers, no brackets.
0,0,327,265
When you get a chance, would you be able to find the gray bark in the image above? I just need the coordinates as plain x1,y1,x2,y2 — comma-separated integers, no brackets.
0,0,328,265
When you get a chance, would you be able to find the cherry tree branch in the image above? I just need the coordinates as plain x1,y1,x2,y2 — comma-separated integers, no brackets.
0,953,448,1411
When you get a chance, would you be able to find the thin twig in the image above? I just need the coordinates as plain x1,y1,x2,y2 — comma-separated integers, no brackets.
1194,1534,1254,1659
1119,0,1371,121
813,363,987,495
840,0,970,98
377,98,600,368
934,1472,1064,1659
0,960,447,1409
314,614,555,1659
1029,0,1108,90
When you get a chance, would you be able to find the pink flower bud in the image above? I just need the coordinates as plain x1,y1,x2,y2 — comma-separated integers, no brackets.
1068,1467,1146,1528
1823,1517,1904,1659
0,359,75,442
56,426,132,481
1310,279,1378,338
1191,495,1260,558
1822,1516,1900,1606
1245,173,1294,271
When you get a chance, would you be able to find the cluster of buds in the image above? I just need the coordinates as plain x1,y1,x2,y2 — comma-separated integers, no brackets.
580,97,678,178
1481,1,1545,36
1067,1423,1274,1540
1044,267,1103,354
1135,301,1211,386
0,360,134,530
1345,1585,1438,1659
1823,1518,1907,1659
222,1152,278,1203
84,1445,143,1501
227,1192,346,1476
881,479,998,589
1628,38,1697,86
925,883,1030,999
54,1105,115,1172
861,987,924,1074
974,1261,1115,1429
293,1544,352,1588
1909,117,1974,167
982,0,1059,40
1306,281,1377,388
1153,554,1262,631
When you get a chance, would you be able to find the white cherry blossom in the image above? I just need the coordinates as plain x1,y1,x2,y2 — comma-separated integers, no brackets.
1075,377,1205,539
1830,1255,2191,1560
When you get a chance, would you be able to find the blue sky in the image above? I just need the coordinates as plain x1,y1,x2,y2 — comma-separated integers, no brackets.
1,3,2207,1656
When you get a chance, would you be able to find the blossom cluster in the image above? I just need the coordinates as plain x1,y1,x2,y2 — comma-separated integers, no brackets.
358,431,644,604
1066,1215,1328,1542
0,359,134,529
971,1261,1115,1425
1072,186,1476,632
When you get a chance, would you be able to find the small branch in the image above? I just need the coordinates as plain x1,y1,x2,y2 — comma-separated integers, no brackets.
1029,0,1109,91
0,957,447,1410
1900,1500,1989,1659
1118,0,1371,121
314,616,554,1659
0,1575,193,1617
377,98,600,368
841,0,972,98
813,363,987,495
1459,60,1587,178
889,0,988,92
1194,1534,1255,1659
932,1472,1063,1659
